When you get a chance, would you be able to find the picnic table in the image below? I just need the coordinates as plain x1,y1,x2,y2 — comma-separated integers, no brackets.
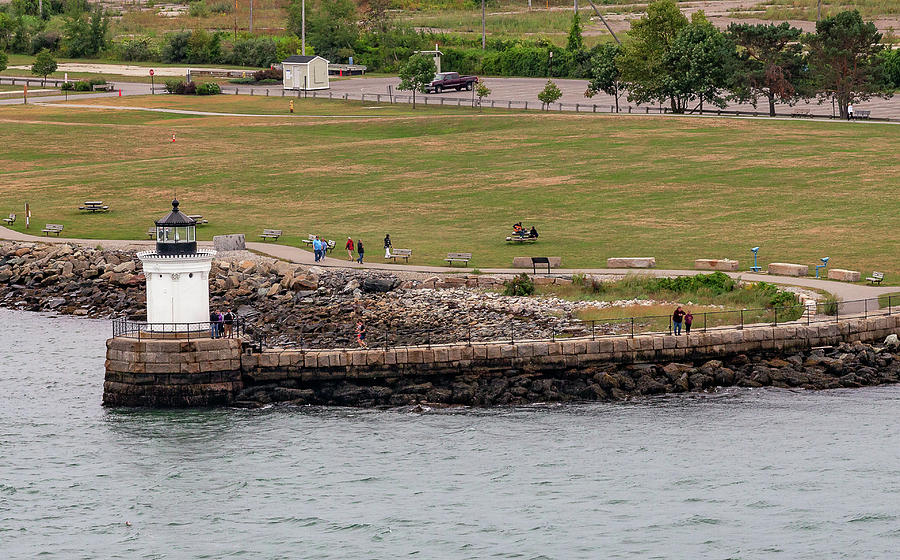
188,214,209,225
79,201,109,213
506,235,537,244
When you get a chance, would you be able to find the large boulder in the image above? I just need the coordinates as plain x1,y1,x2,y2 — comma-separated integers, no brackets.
362,277,400,293
214,234,246,252
767,263,808,276
607,257,656,268
827,269,860,282
694,258,739,272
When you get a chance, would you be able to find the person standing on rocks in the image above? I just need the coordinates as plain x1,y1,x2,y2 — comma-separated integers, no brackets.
684,310,693,334
345,237,354,261
357,239,365,264
356,320,367,347
384,234,392,259
672,306,686,335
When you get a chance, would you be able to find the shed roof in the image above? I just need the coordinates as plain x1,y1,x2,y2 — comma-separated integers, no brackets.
283,55,322,64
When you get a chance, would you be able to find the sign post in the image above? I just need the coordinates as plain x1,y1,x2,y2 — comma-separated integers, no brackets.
25,202,30,229
150,69,155,95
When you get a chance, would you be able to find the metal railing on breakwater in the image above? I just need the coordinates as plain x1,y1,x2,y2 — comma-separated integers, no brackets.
255,296,897,352
112,317,246,340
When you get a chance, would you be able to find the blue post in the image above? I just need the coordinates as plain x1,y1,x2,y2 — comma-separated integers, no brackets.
815,257,830,278
750,247,761,272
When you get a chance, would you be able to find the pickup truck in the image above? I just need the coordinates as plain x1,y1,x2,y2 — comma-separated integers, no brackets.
425,72,478,93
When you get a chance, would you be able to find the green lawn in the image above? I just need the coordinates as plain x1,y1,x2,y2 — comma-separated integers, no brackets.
1,95,898,277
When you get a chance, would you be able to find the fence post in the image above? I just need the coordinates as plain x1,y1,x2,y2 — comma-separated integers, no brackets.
525,101,528,110
890,295,893,315
592,320,596,340
593,104,596,113
774,307,778,327
864,298,867,319
704,313,707,333
508,100,512,109
740,309,744,330
266,89,269,96
491,100,495,108
576,103,579,112
631,317,634,339
668,316,672,335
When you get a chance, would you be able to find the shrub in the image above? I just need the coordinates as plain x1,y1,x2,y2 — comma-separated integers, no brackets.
164,78,183,94
188,0,209,17
30,31,61,54
504,273,535,297
253,67,282,82
207,0,233,14
229,36,278,67
821,294,841,316
228,77,254,84
116,35,159,61
196,81,220,95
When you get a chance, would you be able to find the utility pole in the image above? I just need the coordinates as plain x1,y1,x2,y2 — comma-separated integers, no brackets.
481,0,486,50
574,0,578,12
817,0,821,20
301,0,306,55
249,0,253,33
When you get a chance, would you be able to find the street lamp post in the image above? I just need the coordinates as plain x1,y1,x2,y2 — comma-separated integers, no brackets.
548,51,553,77
302,0,306,55
481,0,486,50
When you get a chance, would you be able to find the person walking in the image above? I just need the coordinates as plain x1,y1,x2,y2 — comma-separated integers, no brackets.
848,103,854,120
384,234,392,259
684,310,693,335
313,236,322,262
672,306,686,335
356,320,367,348
356,239,365,264
345,237,354,261
223,309,234,338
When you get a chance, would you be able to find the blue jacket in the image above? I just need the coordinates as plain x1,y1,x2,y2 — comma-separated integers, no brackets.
313,239,322,251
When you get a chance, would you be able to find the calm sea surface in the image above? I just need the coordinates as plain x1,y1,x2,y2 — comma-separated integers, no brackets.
2,307,900,559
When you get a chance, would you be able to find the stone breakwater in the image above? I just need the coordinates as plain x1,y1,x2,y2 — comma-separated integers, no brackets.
104,315,900,407
0,241,624,347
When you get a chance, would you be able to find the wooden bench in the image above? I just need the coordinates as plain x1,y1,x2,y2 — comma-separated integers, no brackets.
2,213,15,225
147,227,156,238
301,234,316,246
386,248,412,263
867,271,884,285
79,201,109,212
188,214,208,225
325,240,336,253
854,110,871,120
531,256,552,274
259,229,282,241
791,108,812,118
42,224,64,236
444,252,472,267
92,83,115,92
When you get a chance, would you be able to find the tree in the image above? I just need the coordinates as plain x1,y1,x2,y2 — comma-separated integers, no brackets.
31,47,56,78
538,79,562,109
728,22,806,116
288,0,358,62
475,81,491,110
585,42,622,112
566,13,584,52
617,0,689,111
397,54,436,109
0,50,7,73
805,10,888,119
661,14,737,112
881,49,900,90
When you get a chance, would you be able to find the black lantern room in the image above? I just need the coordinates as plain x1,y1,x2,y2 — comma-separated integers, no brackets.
154,199,197,255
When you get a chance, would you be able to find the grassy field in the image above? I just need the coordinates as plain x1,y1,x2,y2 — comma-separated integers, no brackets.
732,0,900,21
0,95,898,278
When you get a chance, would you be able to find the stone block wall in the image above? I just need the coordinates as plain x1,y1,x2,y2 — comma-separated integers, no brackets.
240,315,900,387
104,337,242,407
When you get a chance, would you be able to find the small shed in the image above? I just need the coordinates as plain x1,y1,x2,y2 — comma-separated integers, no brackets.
282,55,330,91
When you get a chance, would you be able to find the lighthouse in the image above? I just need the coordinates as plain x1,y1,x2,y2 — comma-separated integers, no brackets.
138,199,216,331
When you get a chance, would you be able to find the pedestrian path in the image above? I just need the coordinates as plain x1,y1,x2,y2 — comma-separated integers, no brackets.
1,225,894,312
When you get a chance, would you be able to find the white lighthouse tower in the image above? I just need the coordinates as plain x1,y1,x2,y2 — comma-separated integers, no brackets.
138,199,216,331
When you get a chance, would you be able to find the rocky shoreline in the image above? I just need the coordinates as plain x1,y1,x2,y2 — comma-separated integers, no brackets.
0,241,627,347
234,339,900,408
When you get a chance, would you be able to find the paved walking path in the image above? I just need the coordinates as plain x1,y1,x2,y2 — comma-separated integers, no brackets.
2,226,894,313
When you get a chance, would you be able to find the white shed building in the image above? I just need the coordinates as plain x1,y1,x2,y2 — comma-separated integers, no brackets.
282,55,330,91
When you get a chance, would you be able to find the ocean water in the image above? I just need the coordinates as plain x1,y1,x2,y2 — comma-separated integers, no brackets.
2,307,900,559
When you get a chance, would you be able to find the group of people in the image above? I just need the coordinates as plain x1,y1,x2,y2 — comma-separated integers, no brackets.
672,306,694,335
512,222,539,239
312,236,329,262
343,234,392,264
209,308,236,338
